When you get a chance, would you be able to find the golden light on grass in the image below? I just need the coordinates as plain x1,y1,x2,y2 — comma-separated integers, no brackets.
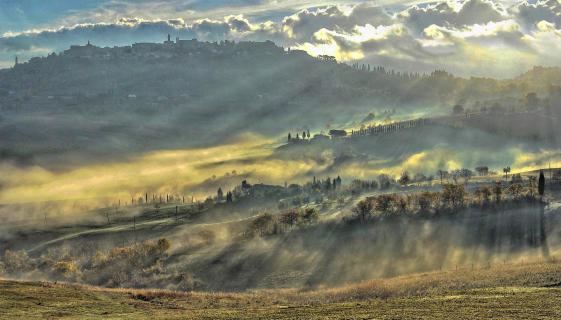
0,133,324,205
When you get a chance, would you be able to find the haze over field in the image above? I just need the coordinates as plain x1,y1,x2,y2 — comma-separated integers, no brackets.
3,1,561,202
3,2,561,318
2,52,561,204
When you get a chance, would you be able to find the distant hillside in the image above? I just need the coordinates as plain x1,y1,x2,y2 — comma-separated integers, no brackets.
514,66,561,88
1,39,561,168
2,40,561,106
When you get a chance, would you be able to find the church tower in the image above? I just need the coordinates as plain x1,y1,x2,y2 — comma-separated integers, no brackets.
14,56,18,68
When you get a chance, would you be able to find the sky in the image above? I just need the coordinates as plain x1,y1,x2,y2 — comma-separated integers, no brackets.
2,0,561,77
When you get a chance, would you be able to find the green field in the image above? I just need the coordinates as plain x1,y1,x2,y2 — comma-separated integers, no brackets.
3,259,561,319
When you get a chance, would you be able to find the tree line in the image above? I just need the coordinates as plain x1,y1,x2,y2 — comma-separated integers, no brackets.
351,177,545,224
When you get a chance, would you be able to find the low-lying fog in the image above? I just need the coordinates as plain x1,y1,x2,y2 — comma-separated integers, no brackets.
1,122,561,291
1,201,557,291
1,125,560,206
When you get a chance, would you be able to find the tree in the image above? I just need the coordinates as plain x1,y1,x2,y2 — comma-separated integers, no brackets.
437,170,448,185
302,208,318,225
493,182,502,203
525,92,539,107
507,183,523,200
441,184,466,209
413,173,428,184
538,170,545,197
324,177,332,191
475,166,489,176
287,133,291,141
503,166,511,180
280,209,300,228
352,199,373,224
375,194,396,215
378,174,392,190
528,176,537,197
2,250,34,275
217,187,224,201
399,171,410,186
249,213,275,236
480,186,492,203
453,168,473,184
417,192,435,212
453,104,464,115
474,188,483,204
335,176,342,188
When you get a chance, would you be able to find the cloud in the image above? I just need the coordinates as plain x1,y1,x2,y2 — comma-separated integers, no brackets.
4,1,561,77
290,1,561,77
422,19,530,50
513,0,561,30
296,23,429,62
282,4,392,40
296,18,532,75
398,0,508,33
0,15,282,54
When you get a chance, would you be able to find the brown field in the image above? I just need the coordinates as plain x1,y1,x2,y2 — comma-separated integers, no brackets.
2,257,561,319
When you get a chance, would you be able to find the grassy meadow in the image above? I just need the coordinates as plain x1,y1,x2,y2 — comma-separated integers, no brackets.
2,257,561,319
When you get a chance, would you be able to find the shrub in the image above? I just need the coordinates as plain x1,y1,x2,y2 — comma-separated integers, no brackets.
85,238,172,288
374,194,396,215
417,192,437,212
1,250,35,275
352,199,374,223
173,272,204,292
493,182,502,203
302,208,319,225
246,213,276,237
51,260,81,282
507,183,524,200
109,271,131,287
91,251,108,269
441,184,466,209
157,238,171,253
350,179,379,194
337,197,345,206
474,186,492,204
280,209,301,227
104,240,169,269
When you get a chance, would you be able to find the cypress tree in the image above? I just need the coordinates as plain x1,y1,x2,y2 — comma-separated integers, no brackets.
538,170,545,196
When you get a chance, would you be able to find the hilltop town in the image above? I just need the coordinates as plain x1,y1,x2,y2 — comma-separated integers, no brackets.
1,35,561,169
1,36,293,103
3,35,561,112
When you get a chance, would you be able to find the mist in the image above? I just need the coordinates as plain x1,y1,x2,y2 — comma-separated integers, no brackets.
2,37,561,298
